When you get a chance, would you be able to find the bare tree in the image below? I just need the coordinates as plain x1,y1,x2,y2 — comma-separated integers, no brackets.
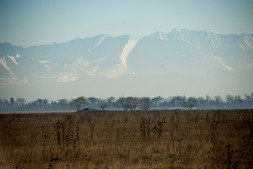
16,98,26,107
182,97,198,109
58,99,70,110
107,97,116,108
139,97,151,110
71,96,86,111
124,97,139,111
99,99,108,110
188,97,198,109
87,97,98,107
114,97,125,110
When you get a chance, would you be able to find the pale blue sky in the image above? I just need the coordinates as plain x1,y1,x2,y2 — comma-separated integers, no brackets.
1,0,253,47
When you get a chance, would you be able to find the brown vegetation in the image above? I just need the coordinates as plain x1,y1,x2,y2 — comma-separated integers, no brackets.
0,110,252,169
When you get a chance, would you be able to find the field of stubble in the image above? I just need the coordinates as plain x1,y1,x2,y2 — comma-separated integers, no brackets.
0,109,252,169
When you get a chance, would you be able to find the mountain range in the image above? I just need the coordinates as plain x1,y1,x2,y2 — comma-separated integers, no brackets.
0,29,253,99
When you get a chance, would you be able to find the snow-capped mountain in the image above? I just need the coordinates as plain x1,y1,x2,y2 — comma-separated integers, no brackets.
0,29,253,99
0,34,137,85
127,29,253,74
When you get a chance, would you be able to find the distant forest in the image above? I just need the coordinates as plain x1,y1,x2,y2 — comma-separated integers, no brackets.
1,94,253,112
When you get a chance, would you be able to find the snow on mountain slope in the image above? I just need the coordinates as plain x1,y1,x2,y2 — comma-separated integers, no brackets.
56,72,79,82
242,34,253,48
90,35,107,52
0,77,28,86
127,29,253,74
8,54,21,65
0,57,15,77
84,35,131,78
0,30,252,87
100,38,138,79
204,53,234,72
142,29,253,50
38,60,49,64
120,39,138,67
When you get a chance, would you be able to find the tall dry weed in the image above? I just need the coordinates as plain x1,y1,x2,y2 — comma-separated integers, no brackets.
0,110,252,169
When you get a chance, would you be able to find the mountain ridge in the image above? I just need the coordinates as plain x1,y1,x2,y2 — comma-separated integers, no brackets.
1,29,253,48
0,29,252,86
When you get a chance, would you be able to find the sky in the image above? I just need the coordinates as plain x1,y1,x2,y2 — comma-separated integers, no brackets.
1,0,253,47
0,0,253,101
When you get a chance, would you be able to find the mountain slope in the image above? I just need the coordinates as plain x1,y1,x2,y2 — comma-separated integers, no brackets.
0,30,253,99
0,35,136,82
127,29,253,74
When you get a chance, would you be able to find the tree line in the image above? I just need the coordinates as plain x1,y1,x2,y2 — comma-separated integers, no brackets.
0,94,253,112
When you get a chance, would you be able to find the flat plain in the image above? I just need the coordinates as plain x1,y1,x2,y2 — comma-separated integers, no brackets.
0,109,252,169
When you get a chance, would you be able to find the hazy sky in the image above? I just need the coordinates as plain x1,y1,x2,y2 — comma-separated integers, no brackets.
1,0,253,47
0,0,253,101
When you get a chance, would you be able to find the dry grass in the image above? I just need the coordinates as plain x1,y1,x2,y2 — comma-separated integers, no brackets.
0,110,252,169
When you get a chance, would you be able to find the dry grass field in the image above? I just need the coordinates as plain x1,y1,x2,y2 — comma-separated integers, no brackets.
0,110,252,169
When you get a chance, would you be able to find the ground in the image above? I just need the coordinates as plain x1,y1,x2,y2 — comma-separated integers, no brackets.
0,110,252,169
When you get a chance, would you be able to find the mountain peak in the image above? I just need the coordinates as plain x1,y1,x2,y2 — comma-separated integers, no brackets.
0,30,253,100
170,28,190,34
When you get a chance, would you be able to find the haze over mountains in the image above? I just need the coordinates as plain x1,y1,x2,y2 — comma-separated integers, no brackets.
0,29,253,100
